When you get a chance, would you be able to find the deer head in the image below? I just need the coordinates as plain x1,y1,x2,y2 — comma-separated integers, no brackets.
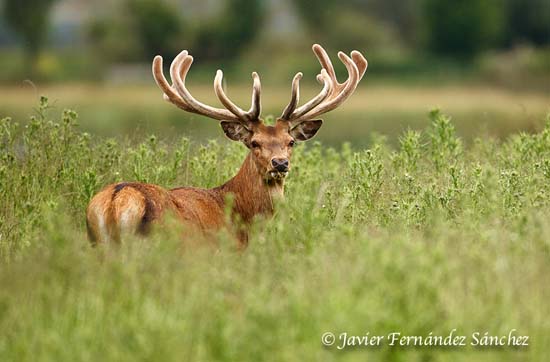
152,44,368,182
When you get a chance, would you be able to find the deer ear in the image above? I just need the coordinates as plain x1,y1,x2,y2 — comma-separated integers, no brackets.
220,121,252,142
290,120,323,141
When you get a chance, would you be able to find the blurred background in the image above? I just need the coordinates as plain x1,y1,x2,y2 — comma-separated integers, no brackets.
0,0,548,146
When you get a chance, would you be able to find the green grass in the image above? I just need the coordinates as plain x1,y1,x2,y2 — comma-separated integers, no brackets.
1,98,550,361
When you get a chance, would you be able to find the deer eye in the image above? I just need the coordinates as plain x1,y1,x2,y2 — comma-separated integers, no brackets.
251,141,260,148
288,140,295,147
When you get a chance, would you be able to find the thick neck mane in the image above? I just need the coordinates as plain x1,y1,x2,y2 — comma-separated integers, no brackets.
215,152,284,223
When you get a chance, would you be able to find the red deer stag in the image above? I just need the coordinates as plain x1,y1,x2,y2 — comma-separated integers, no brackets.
86,44,367,248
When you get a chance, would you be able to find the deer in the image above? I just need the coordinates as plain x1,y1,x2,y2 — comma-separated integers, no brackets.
86,44,367,248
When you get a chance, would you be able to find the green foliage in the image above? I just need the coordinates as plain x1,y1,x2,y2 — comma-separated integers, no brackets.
427,109,462,171
88,0,185,63
2,0,549,83
88,14,140,63
505,0,550,46
292,0,403,52
422,0,505,59
88,0,262,63
2,0,58,75
1,101,550,360
195,0,264,61
350,0,421,45
127,0,184,60
292,0,337,32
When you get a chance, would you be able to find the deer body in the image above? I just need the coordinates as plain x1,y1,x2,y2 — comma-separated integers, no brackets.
87,152,283,246
86,45,367,247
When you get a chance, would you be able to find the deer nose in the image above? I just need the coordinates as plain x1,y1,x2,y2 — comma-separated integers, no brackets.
271,158,289,172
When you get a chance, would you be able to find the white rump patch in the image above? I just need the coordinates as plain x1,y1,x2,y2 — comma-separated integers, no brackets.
119,197,143,235
95,208,110,243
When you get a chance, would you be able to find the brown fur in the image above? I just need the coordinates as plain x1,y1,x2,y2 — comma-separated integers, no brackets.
105,44,367,248
86,121,296,249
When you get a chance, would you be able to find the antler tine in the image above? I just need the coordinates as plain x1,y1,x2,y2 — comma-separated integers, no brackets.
351,50,368,80
281,72,302,120
300,52,359,119
291,69,332,120
248,72,262,120
312,44,337,83
278,44,366,124
154,46,365,126
213,70,249,120
312,44,366,87
152,52,194,112
154,49,270,122
171,55,239,121
293,46,363,122
170,49,188,90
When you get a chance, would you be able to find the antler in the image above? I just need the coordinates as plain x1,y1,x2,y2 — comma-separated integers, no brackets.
152,49,261,125
280,44,368,124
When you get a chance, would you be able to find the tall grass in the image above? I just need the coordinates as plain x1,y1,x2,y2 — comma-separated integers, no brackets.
0,99,549,361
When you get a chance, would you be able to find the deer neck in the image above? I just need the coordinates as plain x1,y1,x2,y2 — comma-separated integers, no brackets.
218,152,284,222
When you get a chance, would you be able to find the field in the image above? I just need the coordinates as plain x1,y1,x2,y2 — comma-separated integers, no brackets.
1,82,549,146
1,95,550,361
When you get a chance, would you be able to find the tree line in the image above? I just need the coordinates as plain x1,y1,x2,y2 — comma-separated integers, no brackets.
3,0,550,76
